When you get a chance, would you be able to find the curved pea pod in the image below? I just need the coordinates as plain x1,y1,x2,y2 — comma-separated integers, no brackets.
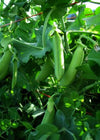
53,31,65,81
41,96,55,124
0,46,12,81
60,45,84,86
35,57,54,82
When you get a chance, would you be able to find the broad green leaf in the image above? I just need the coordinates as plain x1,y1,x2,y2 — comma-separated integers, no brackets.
12,39,51,63
55,109,68,129
87,49,100,66
84,14,100,27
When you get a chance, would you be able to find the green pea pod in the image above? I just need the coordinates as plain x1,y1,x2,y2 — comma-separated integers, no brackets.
60,45,84,86
11,58,18,89
0,47,12,81
53,31,65,81
35,57,54,82
41,96,55,124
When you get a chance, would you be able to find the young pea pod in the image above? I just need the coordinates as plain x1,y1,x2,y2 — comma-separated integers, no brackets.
0,46,12,81
41,96,55,124
60,45,84,86
35,57,54,82
11,57,18,89
53,31,65,81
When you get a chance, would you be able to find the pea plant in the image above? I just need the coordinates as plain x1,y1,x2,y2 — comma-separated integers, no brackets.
0,0,100,139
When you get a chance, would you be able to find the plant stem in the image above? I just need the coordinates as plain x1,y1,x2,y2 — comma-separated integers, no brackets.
80,34,97,46
79,81,100,94
90,1,100,4
68,30,100,36
61,17,69,53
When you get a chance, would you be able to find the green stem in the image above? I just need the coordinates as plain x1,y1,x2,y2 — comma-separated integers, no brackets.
69,45,77,51
61,17,69,53
68,30,100,36
77,40,87,48
80,34,97,46
42,8,54,48
79,81,100,94
90,1,100,4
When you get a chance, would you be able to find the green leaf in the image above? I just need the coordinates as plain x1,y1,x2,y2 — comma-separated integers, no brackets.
92,25,100,33
14,2,26,7
8,107,20,120
39,134,49,140
87,49,100,66
36,124,58,139
84,14,100,27
12,39,51,63
15,28,31,42
55,109,68,129
28,132,36,140
84,8,93,17
21,121,33,129
49,133,60,140
36,123,58,133
1,36,11,48
28,124,58,140
95,7,100,15
33,0,45,5
51,5,67,19
79,63,98,80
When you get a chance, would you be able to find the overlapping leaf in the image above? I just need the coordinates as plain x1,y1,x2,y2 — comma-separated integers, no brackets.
12,26,53,63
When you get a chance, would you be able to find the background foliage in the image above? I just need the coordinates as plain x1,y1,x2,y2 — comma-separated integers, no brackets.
0,0,100,139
